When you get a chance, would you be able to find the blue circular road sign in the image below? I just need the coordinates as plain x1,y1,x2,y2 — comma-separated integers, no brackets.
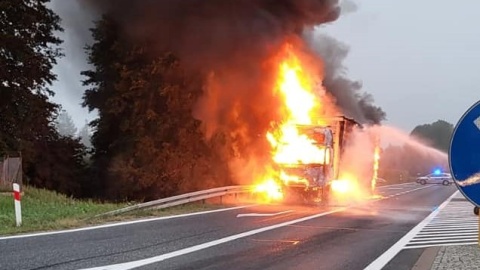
450,100,480,207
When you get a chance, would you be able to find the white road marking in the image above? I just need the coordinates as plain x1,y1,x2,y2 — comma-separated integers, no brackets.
78,208,347,270
0,182,424,241
403,193,478,250
373,185,434,201
363,190,459,270
79,183,436,270
0,205,254,241
237,210,294,218
474,115,480,131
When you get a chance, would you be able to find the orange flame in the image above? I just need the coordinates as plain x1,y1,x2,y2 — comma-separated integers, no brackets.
254,44,329,201
331,173,359,195
372,145,380,193
266,45,328,166
254,178,283,202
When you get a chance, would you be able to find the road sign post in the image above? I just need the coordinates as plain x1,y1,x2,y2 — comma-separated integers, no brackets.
449,100,480,246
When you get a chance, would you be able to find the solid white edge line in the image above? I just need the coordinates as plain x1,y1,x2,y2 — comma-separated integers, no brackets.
79,207,347,270
0,205,255,241
363,190,459,270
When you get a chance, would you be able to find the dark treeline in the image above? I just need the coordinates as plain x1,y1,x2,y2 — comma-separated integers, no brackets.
1,1,234,201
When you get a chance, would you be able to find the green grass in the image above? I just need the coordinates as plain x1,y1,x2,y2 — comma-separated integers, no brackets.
0,186,229,236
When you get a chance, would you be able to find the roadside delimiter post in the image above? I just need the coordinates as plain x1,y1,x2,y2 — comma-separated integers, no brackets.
13,183,22,227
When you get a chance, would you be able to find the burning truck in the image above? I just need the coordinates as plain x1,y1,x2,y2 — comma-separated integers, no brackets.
254,44,380,205
257,116,378,205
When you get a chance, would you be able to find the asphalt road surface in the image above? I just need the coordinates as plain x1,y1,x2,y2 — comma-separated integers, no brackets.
0,182,457,270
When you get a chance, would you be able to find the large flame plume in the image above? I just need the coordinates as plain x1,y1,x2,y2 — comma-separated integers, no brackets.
251,43,384,203
266,44,330,167
252,43,373,202
372,141,381,193
253,43,332,201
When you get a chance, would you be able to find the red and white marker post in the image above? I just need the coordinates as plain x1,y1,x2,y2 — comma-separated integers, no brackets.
13,183,22,227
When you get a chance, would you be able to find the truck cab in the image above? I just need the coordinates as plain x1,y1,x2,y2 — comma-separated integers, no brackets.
272,116,361,205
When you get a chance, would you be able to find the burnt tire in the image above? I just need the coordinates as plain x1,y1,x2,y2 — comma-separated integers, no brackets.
420,180,426,185
474,206,479,216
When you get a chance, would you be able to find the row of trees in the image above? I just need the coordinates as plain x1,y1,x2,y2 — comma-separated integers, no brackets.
2,2,233,201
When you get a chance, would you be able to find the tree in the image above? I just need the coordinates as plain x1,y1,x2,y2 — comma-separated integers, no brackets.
0,0,88,197
55,109,77,137
78,120,92,149
410,120,454,152
0,0,63,155
82,16,231,201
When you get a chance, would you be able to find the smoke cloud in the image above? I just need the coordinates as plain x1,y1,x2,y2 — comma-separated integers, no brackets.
308,34,386,124
339,0,359,15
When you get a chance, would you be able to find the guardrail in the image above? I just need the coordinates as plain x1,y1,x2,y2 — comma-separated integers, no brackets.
97,185,253,217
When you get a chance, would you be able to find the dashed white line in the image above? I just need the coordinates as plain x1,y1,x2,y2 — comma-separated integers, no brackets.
237,210,294,217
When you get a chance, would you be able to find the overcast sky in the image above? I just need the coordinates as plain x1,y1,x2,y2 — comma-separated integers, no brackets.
49,0,480,132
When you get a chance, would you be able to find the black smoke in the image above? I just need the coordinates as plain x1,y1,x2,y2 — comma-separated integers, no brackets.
309,34,386,124
60,0,383,127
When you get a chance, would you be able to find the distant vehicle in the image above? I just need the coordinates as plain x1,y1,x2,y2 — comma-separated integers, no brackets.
416,172,453,186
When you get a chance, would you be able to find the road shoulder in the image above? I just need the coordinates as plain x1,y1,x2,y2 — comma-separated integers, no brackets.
412,247,441,270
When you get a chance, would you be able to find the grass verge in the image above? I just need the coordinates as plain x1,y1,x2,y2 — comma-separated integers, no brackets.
0,186,230,236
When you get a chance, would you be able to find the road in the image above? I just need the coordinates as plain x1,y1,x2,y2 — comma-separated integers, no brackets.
0,183,457,270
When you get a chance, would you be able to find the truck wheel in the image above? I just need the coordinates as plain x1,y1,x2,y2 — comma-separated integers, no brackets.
420,180,426,185
442,180,450,186
474,206,479,216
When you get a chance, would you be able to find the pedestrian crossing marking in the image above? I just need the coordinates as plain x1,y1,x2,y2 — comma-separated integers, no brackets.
403,193,478,249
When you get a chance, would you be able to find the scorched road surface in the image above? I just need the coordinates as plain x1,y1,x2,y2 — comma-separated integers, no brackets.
0,183,455,270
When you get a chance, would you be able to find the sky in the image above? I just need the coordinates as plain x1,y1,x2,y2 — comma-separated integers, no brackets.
49,0,480,132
